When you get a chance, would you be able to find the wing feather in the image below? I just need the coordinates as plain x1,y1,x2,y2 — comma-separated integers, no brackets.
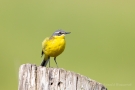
41,37,49,57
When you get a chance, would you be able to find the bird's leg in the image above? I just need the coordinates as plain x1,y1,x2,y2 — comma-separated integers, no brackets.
54,57,58,68
49,59,50,67
48,57,50,67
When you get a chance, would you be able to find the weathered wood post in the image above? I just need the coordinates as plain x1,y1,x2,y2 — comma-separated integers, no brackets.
18,64,107,90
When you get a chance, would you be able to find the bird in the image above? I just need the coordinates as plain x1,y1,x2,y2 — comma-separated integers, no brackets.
41,30,71,67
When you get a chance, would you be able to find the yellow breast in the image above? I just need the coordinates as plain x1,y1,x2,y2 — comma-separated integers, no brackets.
43,35,66,57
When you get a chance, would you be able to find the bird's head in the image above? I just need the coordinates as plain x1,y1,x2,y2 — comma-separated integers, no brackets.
52,30,71,37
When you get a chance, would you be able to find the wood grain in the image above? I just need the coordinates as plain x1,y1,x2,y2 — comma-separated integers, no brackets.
18,64,107,90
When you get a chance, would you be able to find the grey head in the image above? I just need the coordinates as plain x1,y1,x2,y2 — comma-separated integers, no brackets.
52,30,71,36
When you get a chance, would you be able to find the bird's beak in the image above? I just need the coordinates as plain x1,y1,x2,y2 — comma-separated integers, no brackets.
65,32,71,34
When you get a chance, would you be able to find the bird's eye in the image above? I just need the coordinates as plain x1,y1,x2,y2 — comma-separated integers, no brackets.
59,32,62,34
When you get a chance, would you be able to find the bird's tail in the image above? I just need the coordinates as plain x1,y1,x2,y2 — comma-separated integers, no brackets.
41,56,50,67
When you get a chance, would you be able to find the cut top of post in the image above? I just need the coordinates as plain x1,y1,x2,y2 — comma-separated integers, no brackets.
18,64,107,90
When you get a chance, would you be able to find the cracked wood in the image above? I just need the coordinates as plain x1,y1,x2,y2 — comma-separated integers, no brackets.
18,64,107,90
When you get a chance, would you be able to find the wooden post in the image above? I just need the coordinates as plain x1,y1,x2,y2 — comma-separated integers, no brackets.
18,64,107,90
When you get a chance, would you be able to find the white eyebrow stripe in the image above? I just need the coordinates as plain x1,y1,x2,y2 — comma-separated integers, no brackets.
55,31,59,33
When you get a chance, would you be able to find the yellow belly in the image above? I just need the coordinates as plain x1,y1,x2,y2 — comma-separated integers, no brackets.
44,37,66,57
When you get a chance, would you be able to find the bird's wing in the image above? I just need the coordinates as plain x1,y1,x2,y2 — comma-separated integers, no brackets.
41,37,49,57
41,50,44,57
42,37,49,48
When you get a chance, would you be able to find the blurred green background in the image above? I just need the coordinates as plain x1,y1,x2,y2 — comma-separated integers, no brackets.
0,0,135,90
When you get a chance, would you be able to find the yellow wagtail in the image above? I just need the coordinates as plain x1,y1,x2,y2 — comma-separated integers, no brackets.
41,30,71,67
